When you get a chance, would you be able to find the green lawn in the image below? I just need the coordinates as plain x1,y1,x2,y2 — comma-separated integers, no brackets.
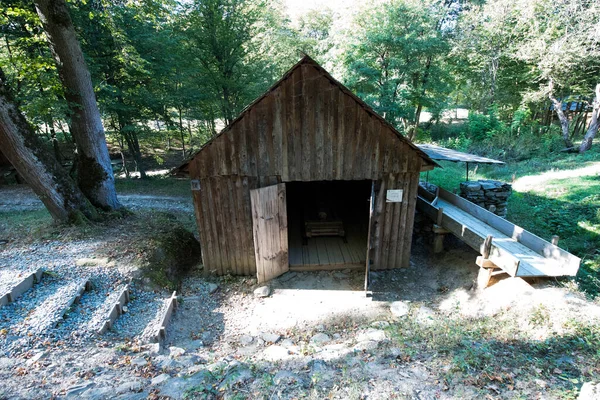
422,147,600,297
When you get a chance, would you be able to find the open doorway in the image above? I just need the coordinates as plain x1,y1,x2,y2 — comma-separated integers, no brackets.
287,180,372,270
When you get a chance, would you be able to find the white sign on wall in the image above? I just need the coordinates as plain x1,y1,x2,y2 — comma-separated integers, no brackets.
386,189,403,203
191,179,201,191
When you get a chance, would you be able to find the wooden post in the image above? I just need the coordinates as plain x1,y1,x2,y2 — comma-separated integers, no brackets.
551,235,559,246
482,235,493,259
436,207,443,226
475,235,494,290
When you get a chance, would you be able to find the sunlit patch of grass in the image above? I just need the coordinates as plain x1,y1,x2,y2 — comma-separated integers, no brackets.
422,150,600,297
387,313,600,397
114,175,191,197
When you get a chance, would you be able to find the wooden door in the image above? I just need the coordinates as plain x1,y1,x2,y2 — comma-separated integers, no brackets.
364,181,376,292
250,183,289,283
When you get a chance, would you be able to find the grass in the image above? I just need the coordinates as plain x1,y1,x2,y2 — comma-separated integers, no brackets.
387,311,600,398
423,146,600,297
114,175,191,197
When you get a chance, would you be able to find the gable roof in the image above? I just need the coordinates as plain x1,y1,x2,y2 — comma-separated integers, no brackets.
175,55,437,173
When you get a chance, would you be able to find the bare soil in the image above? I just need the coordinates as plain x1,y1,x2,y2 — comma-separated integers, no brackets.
0,183,599,399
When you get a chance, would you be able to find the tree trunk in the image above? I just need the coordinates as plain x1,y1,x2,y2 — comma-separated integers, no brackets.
579,84,600,153
34,0,120,210
549,94,574,148
0,69,96,222
178,107,186,159
409,103,423,141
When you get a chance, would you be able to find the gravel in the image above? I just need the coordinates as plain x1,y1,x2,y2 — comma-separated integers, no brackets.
0,236,167,357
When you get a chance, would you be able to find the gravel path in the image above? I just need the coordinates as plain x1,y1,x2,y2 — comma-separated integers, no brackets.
0,185,193,213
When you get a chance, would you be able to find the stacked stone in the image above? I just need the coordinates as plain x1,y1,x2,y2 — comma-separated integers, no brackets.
459,180,512,218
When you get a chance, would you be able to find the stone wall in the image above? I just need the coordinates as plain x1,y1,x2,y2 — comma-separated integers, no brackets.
460,180,512,217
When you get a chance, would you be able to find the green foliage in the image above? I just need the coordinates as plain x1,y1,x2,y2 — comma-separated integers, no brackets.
426,146,600,297
466,108,504,141
343,0,453,136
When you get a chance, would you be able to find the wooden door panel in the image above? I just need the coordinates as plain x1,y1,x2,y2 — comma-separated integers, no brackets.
250,183,289,283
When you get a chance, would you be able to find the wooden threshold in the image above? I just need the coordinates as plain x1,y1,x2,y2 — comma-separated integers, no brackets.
290,263,363,272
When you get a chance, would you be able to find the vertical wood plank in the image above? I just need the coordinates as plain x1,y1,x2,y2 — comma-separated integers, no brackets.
251,184,289,283
315,75,325,180
400,172,420,268
372,179,387,270
334,88,344,180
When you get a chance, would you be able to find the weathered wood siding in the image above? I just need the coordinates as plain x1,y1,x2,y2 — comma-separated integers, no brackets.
370,172,421,270
194,64,424,181
190,173,259,276
189,59,427,276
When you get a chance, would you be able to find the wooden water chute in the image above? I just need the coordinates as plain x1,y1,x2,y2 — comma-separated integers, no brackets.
416,185,581,287
180,56,437,286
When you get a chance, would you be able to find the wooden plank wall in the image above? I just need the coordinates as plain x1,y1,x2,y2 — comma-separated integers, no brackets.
189,62,426,275
371,172,421,270
191,174,259,276
194,64,423,181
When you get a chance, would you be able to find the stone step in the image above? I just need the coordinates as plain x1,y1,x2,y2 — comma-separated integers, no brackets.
0,269,44,307
97,284,131,335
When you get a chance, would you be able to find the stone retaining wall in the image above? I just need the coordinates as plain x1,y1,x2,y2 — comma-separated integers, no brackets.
460,180,512,217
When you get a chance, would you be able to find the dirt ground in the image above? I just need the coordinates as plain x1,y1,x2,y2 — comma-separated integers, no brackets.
1,184,599,399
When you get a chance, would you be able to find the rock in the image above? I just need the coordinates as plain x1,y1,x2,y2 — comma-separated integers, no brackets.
122,305,128,313
177,355,204,367
238,335,254,346
390,301,410,318
155,355,181,370
579,382,600,400
151,373,171,386
353,340,379,351
65,382,95,398
357,328,386,342
130,356,147,367
169,346,186,358
370,321,390,329
116,380,144,394
218,367,253,390
263,345,290,361
260,332,281,344
81,387,113,399
26,350,49,365
274,370,304,385
310,333,331,346
141,225,202,287
144,343,161,356
480,181,499,190
280,339,295,348
183,339,204,350
207,283,219,294
187,369,213,386
460,182,481,192
308,359,328,374
254,286,271,298
159,377,188,399
115,393,148,400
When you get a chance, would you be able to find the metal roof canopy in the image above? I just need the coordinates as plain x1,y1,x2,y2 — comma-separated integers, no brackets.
416,144,504,181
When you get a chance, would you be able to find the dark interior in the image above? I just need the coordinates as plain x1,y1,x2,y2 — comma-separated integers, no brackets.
286,180,372,268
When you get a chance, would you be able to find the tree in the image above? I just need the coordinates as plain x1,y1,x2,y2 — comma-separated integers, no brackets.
34,0,120,209
344,0,452,140
579,84,600,153
183,0,275,125
0,67,96,222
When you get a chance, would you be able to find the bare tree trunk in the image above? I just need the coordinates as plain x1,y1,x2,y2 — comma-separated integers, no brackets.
548,81,574,148
34,0,120,210
178,106,186,159
0,69,96,222
580,84,600,153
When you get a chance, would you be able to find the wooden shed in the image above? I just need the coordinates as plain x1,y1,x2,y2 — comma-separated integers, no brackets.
183,56,436,284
